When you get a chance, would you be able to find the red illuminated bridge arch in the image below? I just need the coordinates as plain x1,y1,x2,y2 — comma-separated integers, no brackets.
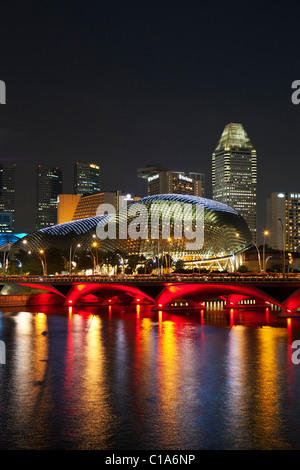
153,283,281,310
8,280,300,314
65,283,154,305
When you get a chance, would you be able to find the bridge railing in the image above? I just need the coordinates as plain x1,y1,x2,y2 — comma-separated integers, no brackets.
1,273,300,283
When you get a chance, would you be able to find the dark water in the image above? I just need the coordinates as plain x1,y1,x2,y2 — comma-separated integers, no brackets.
1,304,300,450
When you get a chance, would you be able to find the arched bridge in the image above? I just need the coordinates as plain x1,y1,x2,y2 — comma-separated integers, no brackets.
1,274,300,316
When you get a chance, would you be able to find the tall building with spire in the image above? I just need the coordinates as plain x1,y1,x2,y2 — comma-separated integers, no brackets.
212,123,257,242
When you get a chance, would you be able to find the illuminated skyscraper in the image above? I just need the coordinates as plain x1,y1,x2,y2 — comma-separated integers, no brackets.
74,162,101,195
137,166,205,197
267,192,300,253
36,165,63,229
212,123,257,241
0,162,16,232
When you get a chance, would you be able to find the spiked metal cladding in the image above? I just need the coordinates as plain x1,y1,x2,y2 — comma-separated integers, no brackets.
11,195,252,262
97,194,252,261
11,215,110,253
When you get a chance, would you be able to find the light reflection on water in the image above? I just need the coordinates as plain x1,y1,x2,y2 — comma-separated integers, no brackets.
0,305,300,449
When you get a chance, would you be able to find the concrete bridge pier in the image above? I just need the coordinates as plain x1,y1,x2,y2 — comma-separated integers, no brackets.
279,305,300,317
280,288,300,317
225,294,250,308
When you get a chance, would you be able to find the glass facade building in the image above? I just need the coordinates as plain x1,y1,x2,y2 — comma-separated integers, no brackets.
74,162,101,196
36,165,63,229
267,192,300,252
0,162,16,232
212,123,257,242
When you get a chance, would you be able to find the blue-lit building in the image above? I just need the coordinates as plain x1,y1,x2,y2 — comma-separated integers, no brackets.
0,233,27,272
0,233,27,248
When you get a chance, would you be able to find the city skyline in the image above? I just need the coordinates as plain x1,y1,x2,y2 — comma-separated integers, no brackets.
2,131,300,246
0,3,300,241
2,2,300,454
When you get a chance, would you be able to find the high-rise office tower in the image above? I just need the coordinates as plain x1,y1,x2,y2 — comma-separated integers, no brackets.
267,192,300,252
74,162,101,195
137,167,205,197
212,123,257,242
36,165,63,229
188,172,206,197
0,162,16,232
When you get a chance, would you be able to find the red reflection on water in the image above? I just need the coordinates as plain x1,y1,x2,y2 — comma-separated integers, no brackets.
229,308,234,327
287,317,292,345
136,304,140,318
265,307,269,324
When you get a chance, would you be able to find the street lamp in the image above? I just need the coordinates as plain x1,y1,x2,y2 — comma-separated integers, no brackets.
2,241,13,276
116,253,124,275
166,237,172,272
39,249,47,276
86,253,96,273
157,238,160,274
231,233,240,272
251,241,262,273
69,240,81,274
262,230,269,272
146,237,160,275
91,241,99,273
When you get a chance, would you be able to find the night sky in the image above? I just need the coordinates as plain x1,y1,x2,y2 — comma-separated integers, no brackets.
1,1,300,241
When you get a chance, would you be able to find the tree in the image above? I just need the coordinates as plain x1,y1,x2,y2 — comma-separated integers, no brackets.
237,265,249,273
174,259,185,272
10,249,44,275
161,253,172,269
10,247,69,275
103,250,126,274
126,254,145,273
267,263,282,273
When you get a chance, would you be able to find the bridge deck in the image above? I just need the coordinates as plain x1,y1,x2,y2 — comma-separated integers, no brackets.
1,274,300,315
1,274,300,284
